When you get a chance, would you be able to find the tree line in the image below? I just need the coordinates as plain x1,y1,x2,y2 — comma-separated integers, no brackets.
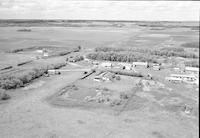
94,47,198,59
87,51,158,63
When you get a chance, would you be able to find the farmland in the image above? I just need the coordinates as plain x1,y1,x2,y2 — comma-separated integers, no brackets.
0,20,199,138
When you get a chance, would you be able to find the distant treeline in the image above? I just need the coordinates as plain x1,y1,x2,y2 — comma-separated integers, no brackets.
94,47,198,59
8,46,81,58
0,20,198,28
87,51,158,63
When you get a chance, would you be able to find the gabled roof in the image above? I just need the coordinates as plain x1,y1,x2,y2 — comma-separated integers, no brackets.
185,67,199,72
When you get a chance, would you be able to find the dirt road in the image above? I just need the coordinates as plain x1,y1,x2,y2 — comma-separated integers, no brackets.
0,72,198,138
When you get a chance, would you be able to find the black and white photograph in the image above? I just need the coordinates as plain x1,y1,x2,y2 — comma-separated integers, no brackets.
0,0,199,138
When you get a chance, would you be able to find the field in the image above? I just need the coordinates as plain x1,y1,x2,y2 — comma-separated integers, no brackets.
0,20,199,138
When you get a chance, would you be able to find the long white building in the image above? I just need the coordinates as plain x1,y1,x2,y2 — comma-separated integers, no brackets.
184,67,199,74
166,74,198,85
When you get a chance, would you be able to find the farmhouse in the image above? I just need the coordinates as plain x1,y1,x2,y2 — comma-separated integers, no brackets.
132,62,149,68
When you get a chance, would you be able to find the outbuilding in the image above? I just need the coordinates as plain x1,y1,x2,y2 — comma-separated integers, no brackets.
152,65,161,70
47,70,61,75
165,77,182,83
132,62,149,68
100,62,112,68
118,63,132,70
184,67,199,74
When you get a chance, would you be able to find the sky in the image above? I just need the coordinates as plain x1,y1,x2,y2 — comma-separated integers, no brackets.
0,0,199,21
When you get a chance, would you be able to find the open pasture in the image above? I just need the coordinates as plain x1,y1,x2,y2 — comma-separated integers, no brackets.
0,23,198,52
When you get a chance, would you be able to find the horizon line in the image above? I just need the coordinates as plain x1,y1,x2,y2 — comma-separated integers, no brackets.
0,19,198,22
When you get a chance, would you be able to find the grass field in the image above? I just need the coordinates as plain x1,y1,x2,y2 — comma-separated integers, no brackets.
0,22,198,52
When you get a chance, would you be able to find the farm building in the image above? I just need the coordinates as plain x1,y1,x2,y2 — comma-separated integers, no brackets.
173,67,181,72
93,76,102,82
165,77,183,83
43,52,49,57
67,55,84,63
184,67,199,74
170,74,197,81
47,70,61,75
36,50,43,53
100,62,112,68
117,63,132,70
93,71,116,82
132,62,149,68
68,58,76,62
152,65,161,70
102,72,115,81
42,49,49,57
92,61,99,65
166,74,198,85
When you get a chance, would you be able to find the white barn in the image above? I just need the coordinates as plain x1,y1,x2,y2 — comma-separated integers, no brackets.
132,62,149,68
184,67,199,74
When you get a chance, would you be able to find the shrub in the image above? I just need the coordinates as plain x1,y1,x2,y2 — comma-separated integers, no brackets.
0,77,23,89
8,48,24,53
0,90,10,100
184,60,199,67
110,98,122,106
83,71,88,74
17,29,32,32
120,92,129,99
102,87,109,91
115,76,121,80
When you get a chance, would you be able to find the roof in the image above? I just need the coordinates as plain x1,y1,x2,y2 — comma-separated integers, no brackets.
165,77,182,81
185,67,199,72
101,62,112,67
132,62,148,66
173,67,180,69
153,65,160,67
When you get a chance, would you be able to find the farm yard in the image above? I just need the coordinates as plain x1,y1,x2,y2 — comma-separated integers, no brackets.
0,20,199,138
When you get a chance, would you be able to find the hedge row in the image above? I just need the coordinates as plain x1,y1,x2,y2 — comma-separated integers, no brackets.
107,69,144,77
86,52,158,63
0,62,66,90
17,60,33,66
94,47,198,59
